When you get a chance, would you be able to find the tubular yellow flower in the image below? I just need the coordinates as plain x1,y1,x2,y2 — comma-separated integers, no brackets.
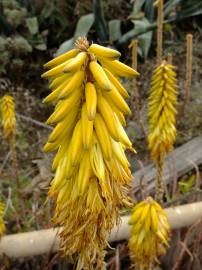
0,202,6,237
128,197,170,270
0,95,16,139
148,61,177,200
42,37,139,269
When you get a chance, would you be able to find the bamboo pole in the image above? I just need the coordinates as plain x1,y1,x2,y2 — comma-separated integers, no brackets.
180,33,193,117
129,40,146,138
155,0,164,64
0,202,202,258
167,53,173,65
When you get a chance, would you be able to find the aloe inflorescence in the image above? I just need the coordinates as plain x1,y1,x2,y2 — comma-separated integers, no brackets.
128,197,170,270
0,94,19,188
42,37,139,269
0,95,16,140
148,61,177,201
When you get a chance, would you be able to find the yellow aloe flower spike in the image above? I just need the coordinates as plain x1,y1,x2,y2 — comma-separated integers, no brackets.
148,61,177,201
0,94,19,188
0,95,16,140
42,37,139,269
128,197,170,270
0,202,6,237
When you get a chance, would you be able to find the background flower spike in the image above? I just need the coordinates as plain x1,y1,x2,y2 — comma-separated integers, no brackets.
128,197,170,270
148,60,178,202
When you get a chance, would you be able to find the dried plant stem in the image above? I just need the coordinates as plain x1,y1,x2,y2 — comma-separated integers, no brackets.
16,113,52,130
172,218,201,270
131,40,138,70
9,136,20,190
181,34,193,117
131,40,139,107
130,40,146,137
9,137,27,222
155,154,164,203
167,53,173,65
156,0,164,64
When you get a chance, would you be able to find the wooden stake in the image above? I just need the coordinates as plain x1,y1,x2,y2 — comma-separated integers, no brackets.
181,34,193,117
131,40,138,70
129,40,146,137
9,136,20,190
167,53,173,65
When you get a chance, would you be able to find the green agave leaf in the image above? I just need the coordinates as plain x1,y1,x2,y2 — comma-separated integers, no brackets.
164,0,202,18
93,0,109,42
55,13,94,57
144,0,155,21
135,19,153,59
118,20,155,45
108,19,122,42
133,0,145,14
118,0,202,46
164,0,182,17
178,1,202,19
40,2,55,19
74,13,94,38
55,38,74,56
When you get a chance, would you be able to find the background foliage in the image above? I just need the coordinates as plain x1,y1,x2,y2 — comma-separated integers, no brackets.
0,0,202,81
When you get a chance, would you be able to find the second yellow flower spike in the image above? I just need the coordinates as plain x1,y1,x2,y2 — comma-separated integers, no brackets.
128,197,170,270
0,95,16,140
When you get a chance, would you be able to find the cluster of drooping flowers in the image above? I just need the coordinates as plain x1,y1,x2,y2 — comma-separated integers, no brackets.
0,202,6,237
148,61,177,200
42,37,139,269
128,197,170,270
0,95,16,140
